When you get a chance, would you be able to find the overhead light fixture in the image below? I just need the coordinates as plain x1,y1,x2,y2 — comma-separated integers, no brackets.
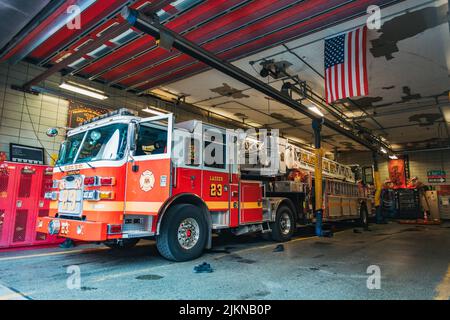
59,81,108,100
308,106,324,117
305,98,325,117
380,147,387,154
442,106,450,123
142,107,167,116
389,155,398,160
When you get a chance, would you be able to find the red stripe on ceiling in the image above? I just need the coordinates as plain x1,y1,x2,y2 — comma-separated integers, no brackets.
135,0,394,91
29,0,129,61
50,19,120,64
131,0,170,10
1,0,80,61
34,0,168,64
80,0,246,77
102,0,298,84
120,0,335,87
163,4,178,14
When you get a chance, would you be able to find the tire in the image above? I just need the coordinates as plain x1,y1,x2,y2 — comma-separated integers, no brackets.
156,204,208,261
104,238,140,249
270,205,295,242
359,203,369,229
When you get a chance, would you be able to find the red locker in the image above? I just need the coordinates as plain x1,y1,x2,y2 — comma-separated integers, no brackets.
0,162,62,249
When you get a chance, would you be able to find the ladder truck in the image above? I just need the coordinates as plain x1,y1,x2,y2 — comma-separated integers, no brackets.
37,109,374,261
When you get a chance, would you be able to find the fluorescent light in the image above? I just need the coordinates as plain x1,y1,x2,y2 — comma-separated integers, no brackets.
442,106,450,123
305,98,325,117
308,106,324,117
380,147,387,154
59,81,108,100
142,107,167,116
389,155,398,160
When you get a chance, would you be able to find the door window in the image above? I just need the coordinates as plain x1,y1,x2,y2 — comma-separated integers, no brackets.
204,128,226,170
135,122,168,156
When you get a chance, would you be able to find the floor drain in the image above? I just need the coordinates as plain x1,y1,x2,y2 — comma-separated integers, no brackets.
314,241,332,245
81,286,97,291
136,274,164,280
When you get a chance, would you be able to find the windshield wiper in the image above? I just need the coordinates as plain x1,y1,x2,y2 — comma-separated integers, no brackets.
85,161,95,169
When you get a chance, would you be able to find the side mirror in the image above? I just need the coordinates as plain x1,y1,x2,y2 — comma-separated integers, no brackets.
46,128,59,137
129,123,139,152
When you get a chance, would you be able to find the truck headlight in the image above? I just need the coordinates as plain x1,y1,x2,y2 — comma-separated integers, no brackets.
48,219,61,235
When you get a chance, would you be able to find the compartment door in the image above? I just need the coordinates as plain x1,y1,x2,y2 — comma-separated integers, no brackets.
239,181,263,224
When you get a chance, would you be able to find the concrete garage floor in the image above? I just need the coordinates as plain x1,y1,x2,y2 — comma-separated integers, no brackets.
0,222,449,300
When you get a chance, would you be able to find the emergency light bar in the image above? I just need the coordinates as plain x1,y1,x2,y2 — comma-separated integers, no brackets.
81,108,138,125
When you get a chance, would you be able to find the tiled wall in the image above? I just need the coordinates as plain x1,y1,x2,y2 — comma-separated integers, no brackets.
338,150,450,186
0,62,68,163
0,61,239,165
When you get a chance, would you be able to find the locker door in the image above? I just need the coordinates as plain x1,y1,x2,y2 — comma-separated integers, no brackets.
33,167,53,243
10,166,38,246
0,164,17,248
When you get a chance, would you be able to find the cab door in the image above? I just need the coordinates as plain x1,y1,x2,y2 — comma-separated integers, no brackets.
125,114,173,217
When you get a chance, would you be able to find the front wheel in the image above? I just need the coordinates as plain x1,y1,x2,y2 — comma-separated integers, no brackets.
156,204,208,261
270,205,295,242
104,238,140,249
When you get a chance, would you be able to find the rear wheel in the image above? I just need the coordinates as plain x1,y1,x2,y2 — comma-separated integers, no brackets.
104,238,140,249
156,204,208,261
270,205,295,242
359,203,369,229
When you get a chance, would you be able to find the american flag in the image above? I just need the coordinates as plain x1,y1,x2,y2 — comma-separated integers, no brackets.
324,27,368,104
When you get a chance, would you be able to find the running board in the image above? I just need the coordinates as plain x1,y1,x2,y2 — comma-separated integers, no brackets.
122,231,153,238
233,224,267,236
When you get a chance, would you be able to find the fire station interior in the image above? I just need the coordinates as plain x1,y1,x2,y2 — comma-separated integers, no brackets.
0,0,449,302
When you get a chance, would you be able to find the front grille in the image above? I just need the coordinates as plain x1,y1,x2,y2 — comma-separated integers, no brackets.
57,175,84,216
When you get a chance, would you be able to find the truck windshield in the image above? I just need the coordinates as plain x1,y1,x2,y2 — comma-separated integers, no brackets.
56,123,128,166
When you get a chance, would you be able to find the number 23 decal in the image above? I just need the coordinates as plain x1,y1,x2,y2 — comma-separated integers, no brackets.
210,184,223,197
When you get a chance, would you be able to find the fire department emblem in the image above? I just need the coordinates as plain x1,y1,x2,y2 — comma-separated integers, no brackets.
140,170,155,192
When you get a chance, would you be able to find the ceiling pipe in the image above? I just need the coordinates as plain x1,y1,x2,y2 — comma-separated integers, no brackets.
121,7,392,156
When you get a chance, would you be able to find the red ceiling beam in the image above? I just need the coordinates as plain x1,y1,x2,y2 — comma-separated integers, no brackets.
133,0,402,92
120,0,339,88
79,0,249,79
22,22,132,90
29,0,131,62
54,0,177,71
101,0,300,84
1,0,86,62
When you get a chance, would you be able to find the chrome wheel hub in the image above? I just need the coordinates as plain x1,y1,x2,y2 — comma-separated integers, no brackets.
280,213,292,235
177,218,200,250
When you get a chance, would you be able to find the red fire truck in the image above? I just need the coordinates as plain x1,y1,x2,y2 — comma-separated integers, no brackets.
36,109,373,261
